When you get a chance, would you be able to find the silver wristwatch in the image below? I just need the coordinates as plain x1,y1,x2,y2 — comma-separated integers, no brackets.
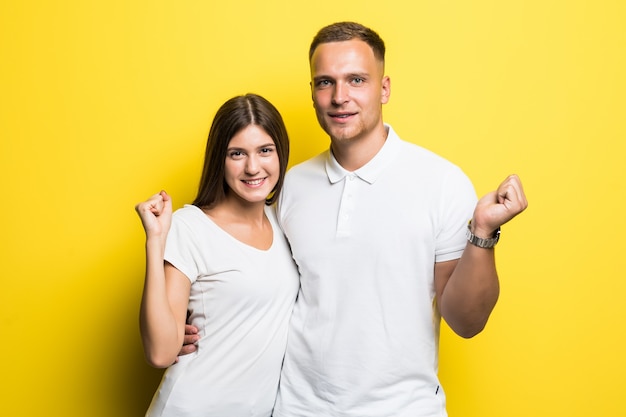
466,221,500,249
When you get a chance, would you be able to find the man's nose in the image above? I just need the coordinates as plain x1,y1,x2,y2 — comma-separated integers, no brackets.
331,83,348,105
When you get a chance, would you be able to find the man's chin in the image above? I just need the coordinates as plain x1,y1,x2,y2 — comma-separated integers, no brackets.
325,125,358,142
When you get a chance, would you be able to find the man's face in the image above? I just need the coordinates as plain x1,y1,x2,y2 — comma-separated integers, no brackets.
310,39,390,145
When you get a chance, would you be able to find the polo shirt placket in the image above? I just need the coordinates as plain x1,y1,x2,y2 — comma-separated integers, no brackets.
336,173,358,237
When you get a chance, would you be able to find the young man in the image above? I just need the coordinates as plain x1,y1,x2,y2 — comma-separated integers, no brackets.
273,22,527,417
185,22,527,416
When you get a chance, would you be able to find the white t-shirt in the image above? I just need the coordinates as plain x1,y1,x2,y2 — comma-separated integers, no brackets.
274,125,477,417
146,204,299,417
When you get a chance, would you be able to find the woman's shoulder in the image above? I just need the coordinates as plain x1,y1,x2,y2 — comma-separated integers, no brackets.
171,204,209,227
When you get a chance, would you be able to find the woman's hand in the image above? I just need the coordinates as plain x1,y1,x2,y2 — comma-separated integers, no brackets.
135,190,173,245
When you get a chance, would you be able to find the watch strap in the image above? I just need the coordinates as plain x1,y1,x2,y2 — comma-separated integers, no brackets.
466,221,500,248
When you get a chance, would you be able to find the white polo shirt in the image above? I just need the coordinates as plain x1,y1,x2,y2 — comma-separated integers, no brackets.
274,125,477,417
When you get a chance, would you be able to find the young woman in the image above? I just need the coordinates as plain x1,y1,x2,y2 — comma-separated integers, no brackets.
135,94,299,417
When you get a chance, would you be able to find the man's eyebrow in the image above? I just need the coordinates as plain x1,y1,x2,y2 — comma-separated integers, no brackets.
314,72,369,81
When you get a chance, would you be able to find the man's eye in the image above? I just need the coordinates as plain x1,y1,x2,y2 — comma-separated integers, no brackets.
352,78,364,84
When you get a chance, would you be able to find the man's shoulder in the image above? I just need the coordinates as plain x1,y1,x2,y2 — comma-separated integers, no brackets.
388,125,454,165
285,150,328,179
396,137,462,172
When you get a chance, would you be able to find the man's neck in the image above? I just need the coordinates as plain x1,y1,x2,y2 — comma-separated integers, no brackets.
330,124,389,172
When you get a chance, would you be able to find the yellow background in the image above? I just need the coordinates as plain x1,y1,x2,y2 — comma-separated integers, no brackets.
1,1,625,416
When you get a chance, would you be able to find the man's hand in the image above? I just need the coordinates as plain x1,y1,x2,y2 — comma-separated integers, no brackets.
471,174,528,237
179,324,200,356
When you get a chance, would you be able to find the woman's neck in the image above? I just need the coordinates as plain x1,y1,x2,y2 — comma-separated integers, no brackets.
202,197,273,250
204,196,267,226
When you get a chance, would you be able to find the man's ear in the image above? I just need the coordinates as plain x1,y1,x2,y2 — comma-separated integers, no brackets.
381,75,391,104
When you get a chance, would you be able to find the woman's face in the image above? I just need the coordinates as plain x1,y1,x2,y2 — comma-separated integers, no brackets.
224,124,280,205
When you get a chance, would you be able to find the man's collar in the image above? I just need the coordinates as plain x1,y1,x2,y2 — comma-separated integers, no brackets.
325,124,400,184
